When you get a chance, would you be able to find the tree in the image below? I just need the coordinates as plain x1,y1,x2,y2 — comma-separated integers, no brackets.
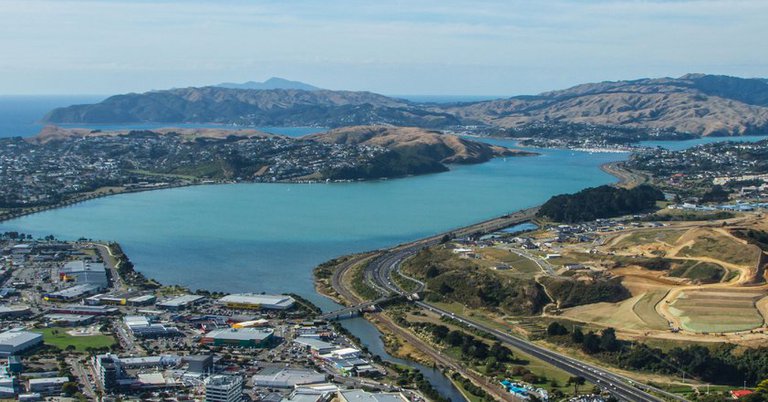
547,322,569,336
567,376,586,395
757,379,768,393
600,328,620,352
446,330,464,346
582,332,601,354
571,327,584,343
431,325,449,341
62,382,79,396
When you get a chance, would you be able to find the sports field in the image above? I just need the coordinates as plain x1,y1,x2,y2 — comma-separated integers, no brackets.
33,327,116,352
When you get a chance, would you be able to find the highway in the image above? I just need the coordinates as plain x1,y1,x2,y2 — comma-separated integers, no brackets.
354,208,686,402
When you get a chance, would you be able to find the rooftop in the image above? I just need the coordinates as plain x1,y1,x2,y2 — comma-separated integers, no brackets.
157,294,205,307
338,390,408,402
219,293,295,308
204,327,274,341
0,328,42,347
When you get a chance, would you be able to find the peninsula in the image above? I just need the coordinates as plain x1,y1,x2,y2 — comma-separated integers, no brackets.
0,125,533,219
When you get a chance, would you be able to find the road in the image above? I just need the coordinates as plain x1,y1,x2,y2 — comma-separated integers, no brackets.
348,207,687,402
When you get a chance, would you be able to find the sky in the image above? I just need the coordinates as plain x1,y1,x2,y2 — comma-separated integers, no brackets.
0,0,766,96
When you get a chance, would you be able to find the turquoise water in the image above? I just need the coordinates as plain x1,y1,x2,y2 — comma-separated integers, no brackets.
0,143,623,309
58,124,325,137
0,95,326,138
639,135,767,150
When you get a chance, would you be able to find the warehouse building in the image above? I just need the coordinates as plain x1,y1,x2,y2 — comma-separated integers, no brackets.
252,368,326,389
218,294,295,310
201,328,274,348
157,294,205,311
48,304,118,316
44,283,101,302
124,316,181,338
0,328,43,356
337,390,408,402
59,260,108,288
27,377,68,395
0,305,31,318
127,294,156,306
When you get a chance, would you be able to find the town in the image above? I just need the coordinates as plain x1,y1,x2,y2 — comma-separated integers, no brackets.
626,139,768,198
0,130,387,213
0,234,427,401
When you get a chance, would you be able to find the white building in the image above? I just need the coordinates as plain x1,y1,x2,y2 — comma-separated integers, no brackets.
205,374,243,402
218,293,295,310
59,260,108,289
0,328,43,356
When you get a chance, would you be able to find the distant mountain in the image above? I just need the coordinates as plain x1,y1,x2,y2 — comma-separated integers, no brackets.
43,87,460,128
443,74,768,136
43,74,768,136
216,77,320,91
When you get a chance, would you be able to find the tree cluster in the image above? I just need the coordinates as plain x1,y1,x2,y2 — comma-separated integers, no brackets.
537,184,664,223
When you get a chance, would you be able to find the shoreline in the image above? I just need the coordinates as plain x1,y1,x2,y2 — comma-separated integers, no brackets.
601,160,649,188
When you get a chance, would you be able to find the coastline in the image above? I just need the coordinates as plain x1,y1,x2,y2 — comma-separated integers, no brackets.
601,160,649,189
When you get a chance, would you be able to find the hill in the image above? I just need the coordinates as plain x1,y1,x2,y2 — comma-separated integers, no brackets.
28,125,274,144
216,77,320,91
308,126,533,180
42,74,768,136
444,74,768,136
307,126,533,164
42,87,459,129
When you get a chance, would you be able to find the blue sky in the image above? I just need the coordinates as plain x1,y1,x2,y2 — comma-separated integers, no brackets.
0,0,766,95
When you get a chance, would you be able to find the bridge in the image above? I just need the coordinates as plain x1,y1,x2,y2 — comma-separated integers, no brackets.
319,296,400,320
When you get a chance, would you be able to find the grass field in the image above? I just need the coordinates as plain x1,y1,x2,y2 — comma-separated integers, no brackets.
667,261,725,283
668,289,766,333
614,229,687,249
476,248,542,279
33,327,116,352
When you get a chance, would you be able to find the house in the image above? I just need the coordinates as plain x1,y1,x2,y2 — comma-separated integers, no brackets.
730,390,755,399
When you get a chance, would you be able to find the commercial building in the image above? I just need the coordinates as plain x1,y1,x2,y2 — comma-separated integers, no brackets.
157,294,205,311
201,328,274,348
127,294,156,306
85,294,127,306
27,377,68,395
183,355,214,374
0,328,43,356
48,304,118,316
59,260,108,288
93,353,180,391
218,294,295,310
43,283,101,302
205,374,243,402
337,390,409,402
294,337,336,355
0,305,31,318
124,315,181,338
44,313,96,327
252,368,326,389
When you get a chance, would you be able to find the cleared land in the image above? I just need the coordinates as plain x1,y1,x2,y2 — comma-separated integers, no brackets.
557,215,768,339
666,288,767,333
